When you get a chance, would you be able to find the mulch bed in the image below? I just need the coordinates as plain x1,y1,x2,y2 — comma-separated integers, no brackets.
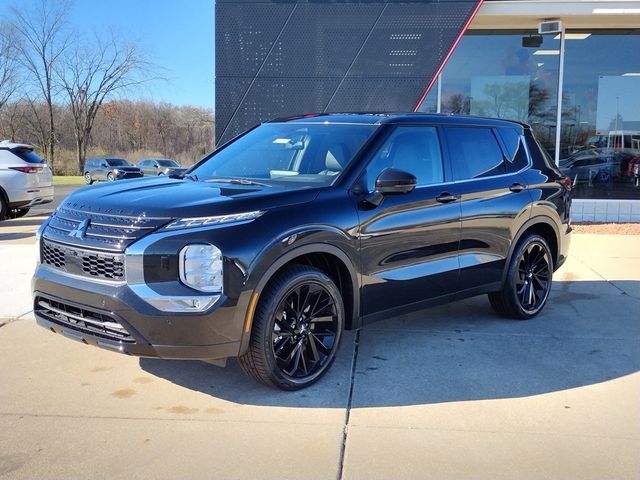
572,223,640,235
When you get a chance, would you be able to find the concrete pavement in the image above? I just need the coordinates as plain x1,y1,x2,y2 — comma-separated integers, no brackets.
0,233,638,479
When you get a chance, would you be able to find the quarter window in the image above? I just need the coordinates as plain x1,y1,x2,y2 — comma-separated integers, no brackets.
496,127,529,173
445,127,506,180
364,126,444,190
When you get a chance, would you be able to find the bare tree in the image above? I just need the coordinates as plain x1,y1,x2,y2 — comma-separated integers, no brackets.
10,0,71,169
57,33,152,171
0,22,21,112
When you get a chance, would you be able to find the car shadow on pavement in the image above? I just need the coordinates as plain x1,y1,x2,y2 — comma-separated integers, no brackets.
1,217,47,227
0,232,36,241
140,279,640,408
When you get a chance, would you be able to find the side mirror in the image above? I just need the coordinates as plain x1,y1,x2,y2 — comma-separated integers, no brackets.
154,164,159,168
364,168,417,207
375,168,417,194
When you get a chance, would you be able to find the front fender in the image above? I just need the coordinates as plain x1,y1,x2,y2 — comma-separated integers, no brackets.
237,228,360,356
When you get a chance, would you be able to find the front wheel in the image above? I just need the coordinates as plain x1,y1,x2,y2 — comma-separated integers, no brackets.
107,172,115,181
488,234,553,320
84,172,93,185
239,265,344,390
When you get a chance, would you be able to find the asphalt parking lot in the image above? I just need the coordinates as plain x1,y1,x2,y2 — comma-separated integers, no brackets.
0,213,638,479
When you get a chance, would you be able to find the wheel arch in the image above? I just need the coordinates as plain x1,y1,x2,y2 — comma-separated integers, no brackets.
504,215,560,285
249,243,360,331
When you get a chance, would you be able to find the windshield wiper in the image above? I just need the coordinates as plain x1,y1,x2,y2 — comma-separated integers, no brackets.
206,177,270,187
181,173,198,181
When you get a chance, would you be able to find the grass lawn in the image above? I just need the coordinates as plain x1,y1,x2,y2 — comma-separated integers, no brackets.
53,175,85,186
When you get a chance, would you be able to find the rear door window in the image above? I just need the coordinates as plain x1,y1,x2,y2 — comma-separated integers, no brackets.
444,127,506,180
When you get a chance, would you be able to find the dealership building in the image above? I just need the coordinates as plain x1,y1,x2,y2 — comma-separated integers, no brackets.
216,0,640,221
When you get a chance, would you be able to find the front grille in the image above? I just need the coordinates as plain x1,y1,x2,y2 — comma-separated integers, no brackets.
120,171,142,178
43,204,170,252
35,296,134,343
42,239,125,281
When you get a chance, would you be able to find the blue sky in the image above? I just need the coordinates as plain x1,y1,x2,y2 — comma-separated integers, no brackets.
0,0,215,109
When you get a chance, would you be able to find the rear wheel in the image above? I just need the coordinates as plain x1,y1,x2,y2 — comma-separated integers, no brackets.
488,234,553,320
239,265,344,390
84,172,93,184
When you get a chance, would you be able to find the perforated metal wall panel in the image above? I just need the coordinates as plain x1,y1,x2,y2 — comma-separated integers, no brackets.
216,0,482,144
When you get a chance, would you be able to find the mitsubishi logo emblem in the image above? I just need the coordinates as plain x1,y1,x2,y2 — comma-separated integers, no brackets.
68,219,90,239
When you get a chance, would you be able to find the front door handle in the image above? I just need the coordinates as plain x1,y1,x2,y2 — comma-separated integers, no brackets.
436,192,458,204
509,183,526,193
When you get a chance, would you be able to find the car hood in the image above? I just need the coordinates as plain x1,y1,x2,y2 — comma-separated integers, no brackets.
60,176,321,219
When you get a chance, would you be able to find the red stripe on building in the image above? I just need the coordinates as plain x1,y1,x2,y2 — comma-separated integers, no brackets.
413,0,485,112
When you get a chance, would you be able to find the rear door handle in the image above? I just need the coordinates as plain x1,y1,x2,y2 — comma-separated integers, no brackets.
509,183,526,193
436,193,458,204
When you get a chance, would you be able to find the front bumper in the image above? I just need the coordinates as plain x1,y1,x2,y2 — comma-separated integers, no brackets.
32,264,245,360
115,171,143,180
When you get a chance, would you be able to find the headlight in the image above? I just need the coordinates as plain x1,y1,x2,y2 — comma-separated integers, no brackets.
165,210,263,230
179,244,223,293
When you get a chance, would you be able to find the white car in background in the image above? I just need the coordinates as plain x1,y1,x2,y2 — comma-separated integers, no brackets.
0,140,54,220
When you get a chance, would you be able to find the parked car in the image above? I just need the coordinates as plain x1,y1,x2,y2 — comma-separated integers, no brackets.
0,140,53,220
137,158,187,177
33,113,572,390
83,157,142,184
559,148,623,185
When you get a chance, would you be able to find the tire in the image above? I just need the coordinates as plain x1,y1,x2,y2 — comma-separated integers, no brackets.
0,193,7,221
107,172,115,182
84,172,93,185
488,234,553,320
596,169,610,183
11,208,30,218
239,264,344,390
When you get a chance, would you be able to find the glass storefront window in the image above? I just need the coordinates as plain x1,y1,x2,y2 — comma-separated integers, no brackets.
560,30,640,199
417,30,561,153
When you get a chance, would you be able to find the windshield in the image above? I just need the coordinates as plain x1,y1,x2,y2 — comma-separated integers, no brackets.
107,159,130,166
158,159,179,167
190,123,378,187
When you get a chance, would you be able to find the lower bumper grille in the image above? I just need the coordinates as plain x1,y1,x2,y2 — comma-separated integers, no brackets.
35,296,134,343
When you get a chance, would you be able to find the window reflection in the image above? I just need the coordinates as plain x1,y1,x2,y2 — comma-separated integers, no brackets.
418,28,640,200
417,31,560,153
561,30,640,199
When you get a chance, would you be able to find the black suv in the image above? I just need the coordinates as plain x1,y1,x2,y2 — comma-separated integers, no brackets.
33,114,571,390
84,157,143,184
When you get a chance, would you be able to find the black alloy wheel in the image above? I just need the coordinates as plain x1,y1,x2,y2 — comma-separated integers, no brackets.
239,265,344,390
489,234,553,320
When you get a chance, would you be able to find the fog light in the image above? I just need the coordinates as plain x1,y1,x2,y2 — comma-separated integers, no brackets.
179,244,223,293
